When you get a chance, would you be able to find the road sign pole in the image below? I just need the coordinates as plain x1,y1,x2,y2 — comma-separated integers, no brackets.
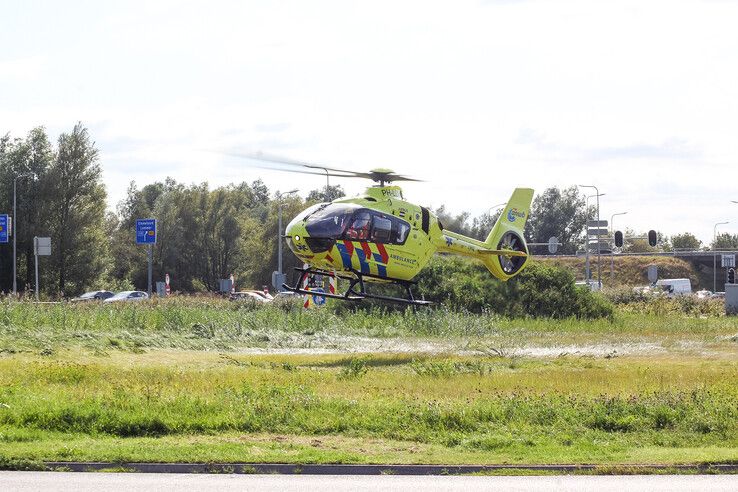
34,237,39,301
584,195,590,280
595,192,602,287
0,215,8,289
13,178,16,295
31,236,50,300
148,244,153,297
136,218,157,296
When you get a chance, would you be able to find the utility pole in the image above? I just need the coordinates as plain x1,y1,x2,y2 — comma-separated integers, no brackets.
714,221,729,293
610,212,627,282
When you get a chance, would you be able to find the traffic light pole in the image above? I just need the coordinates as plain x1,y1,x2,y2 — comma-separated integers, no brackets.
610,212,628,282
713,221,729,293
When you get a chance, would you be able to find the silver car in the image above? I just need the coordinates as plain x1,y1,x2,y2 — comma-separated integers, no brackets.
103,291,149,303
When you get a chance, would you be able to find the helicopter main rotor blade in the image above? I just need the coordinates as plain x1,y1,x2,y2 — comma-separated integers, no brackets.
228,151,368,177
217,150,423,183
214,151,360,178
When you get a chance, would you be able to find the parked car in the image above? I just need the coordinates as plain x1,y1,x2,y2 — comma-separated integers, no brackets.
695,289,712,299
103,291,149,303
633,285,666,298
71,290,115,302
229,291,270,302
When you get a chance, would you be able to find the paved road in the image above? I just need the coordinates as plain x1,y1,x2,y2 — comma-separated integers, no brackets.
2,472,738,491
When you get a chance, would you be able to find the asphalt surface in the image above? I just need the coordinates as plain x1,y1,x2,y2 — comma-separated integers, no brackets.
1,472,738,491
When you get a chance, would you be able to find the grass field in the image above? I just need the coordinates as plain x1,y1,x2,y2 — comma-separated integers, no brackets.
0,298,737,468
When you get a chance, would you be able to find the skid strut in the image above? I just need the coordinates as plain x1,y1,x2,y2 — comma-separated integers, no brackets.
283,267,432,306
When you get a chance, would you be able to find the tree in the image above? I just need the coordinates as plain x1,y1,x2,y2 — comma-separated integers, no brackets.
525,186,589,255
712,233,738,250
46,123,109,295
433,206,475,238
469,210,501,242
306,184,345,203
250,179,270,205
671,232,702,251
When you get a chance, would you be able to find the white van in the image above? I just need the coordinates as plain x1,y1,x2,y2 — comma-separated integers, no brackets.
655,278,692,296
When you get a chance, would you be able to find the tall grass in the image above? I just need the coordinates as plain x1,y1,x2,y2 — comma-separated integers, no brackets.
0,297,735,353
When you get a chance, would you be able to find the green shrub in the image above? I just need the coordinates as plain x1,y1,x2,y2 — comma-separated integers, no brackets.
415,257,613,319
338,357,370,379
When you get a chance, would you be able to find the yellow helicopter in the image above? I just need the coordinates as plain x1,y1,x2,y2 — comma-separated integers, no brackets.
242,154,534,305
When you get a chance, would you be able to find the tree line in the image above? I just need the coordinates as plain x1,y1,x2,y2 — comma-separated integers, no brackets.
1,124,733,297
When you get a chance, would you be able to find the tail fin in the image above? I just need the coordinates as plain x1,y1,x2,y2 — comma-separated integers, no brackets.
481,188,534,280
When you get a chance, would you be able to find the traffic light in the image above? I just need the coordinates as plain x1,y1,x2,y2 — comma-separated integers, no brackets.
729,268,736,284
614,231,623,248
648,230,657,247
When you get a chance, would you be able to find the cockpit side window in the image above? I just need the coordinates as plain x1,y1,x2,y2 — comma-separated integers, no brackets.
372,216,392,243
357,210,411,245
345,211,372,240
393,221,410,244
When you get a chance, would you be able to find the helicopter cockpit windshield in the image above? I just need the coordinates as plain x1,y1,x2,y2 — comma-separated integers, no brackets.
304,204,360,239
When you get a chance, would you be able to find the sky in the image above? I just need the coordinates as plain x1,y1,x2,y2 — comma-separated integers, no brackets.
2,0,738,243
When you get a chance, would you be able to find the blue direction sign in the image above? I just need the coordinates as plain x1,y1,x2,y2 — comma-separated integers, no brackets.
136,219,157,244
311,288,326,306
0,214,8,244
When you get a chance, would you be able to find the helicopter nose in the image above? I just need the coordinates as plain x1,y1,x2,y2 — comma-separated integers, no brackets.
285,218,307,255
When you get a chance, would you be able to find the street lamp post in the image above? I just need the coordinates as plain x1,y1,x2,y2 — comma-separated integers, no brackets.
610,211,628,282
713,220,730,293
580,186,604,286
322,169,330,201
13,172,35,295
486,202,506,226
277,189,299,290
488,202,506,214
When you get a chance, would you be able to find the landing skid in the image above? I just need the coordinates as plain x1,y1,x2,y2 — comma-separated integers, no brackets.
283,267,433,306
